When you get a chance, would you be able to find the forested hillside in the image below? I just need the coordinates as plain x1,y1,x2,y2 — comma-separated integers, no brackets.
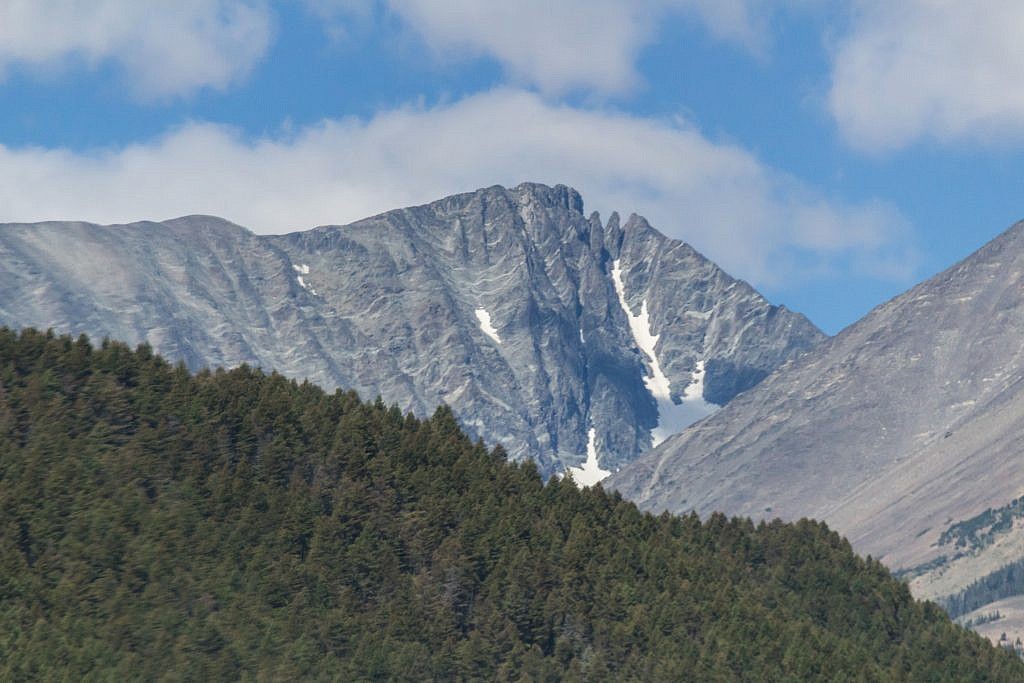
0,328,1019,681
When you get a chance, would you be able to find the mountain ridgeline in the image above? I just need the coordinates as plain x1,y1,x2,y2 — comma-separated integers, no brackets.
0,183,823,477
0,328,1020,680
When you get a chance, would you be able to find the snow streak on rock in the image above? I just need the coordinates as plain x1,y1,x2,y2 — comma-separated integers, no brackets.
567,427,610,487
475,307,501,344
611,259,671,401
652,360,717,445
611,260,717,445
293,263,317,295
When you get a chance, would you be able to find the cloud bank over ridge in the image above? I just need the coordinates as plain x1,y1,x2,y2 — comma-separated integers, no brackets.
0,88,910,286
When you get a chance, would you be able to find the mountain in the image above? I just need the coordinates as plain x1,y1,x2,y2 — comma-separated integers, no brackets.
608,219,1024,636
2,328,1020,680
0,183,822,477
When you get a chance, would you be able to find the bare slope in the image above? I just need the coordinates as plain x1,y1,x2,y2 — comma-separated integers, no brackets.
609,219,1024,619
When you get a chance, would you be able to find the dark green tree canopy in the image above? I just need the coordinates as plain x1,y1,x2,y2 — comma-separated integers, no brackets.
0,328,1020,681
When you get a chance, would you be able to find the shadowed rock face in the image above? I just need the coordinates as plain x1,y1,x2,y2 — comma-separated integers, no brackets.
0,183,822,476
608,219,1024,627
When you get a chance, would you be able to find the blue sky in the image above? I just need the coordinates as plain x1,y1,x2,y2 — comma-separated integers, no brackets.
2,1,1024,334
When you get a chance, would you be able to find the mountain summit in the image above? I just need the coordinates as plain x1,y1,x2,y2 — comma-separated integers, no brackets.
609,218,1024,634
0,183,822,476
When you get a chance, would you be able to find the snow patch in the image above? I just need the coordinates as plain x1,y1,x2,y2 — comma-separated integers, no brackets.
567,427,610,487
292,264,317,295
475,307,501,344
684,360,708,401
611,259,717,446
611,260,671,401
652,360,717,445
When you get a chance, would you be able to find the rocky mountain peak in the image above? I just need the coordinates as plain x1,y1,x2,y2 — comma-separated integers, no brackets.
0,183,823,477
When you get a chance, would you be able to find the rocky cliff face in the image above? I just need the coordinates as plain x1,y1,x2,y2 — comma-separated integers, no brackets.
0,183,823,476
608,219,1024,636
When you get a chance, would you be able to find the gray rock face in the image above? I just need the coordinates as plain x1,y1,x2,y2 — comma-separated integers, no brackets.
607,219,1024,626
0,183,822,476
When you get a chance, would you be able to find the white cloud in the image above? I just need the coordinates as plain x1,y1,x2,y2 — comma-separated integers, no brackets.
830,0,1024,150
0,0,273,98
389,0,651,94
0,89,909,285
0,0,777,99
310,0,775,95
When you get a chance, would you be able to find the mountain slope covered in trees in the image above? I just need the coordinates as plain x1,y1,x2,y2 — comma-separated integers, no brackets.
0,328,1019,681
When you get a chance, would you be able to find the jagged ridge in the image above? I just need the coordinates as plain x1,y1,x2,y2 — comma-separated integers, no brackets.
0,183,823,476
